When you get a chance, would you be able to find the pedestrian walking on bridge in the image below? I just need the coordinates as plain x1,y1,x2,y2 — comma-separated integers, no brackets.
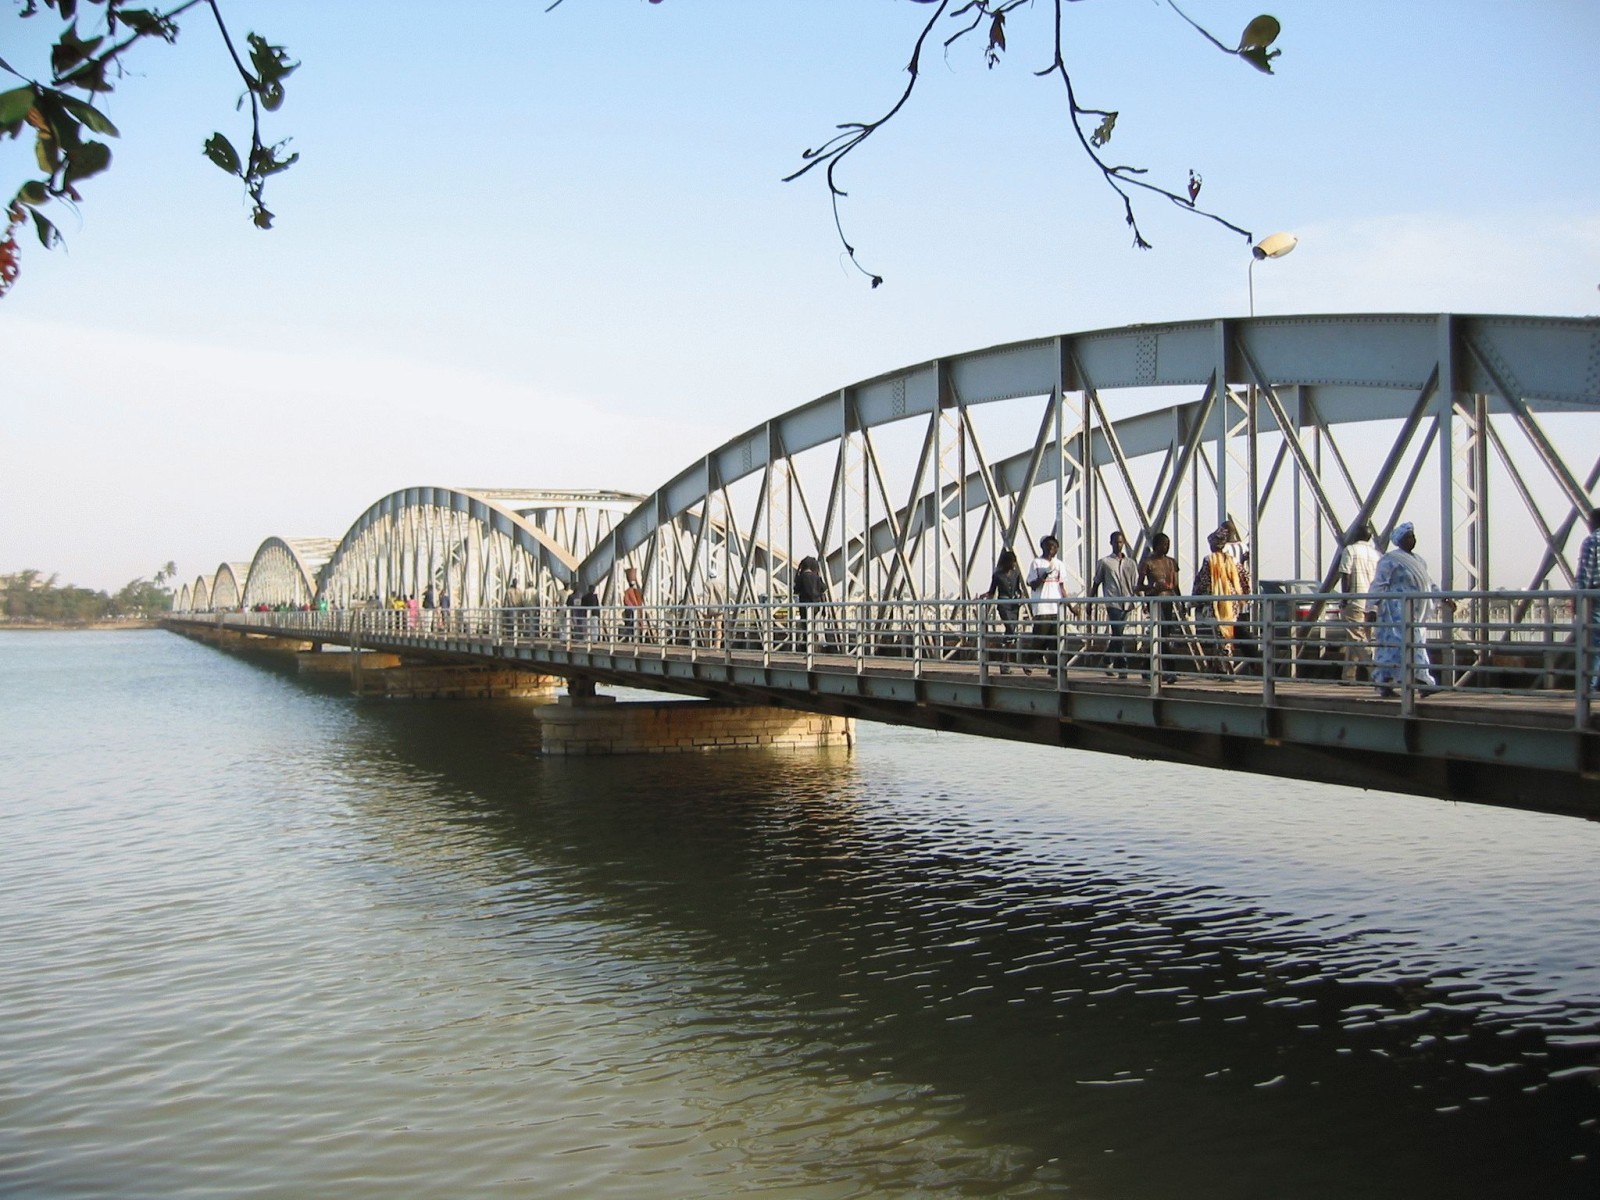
1336,520,1382,682
981,548,1026,672
1090,531,1139,676
1371,521,1454,698
1026,536,1067,672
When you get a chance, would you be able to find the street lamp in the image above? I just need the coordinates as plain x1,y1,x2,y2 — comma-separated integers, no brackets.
1249,231,1298,317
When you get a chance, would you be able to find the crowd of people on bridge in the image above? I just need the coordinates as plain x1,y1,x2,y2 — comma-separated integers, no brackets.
241,506,1600,700
961,514,1499,696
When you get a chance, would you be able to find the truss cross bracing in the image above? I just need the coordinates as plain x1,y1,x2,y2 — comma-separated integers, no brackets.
172,315,1598,622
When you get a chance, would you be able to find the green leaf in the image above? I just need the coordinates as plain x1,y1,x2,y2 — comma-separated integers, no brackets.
1237,15,1281,52
203,132,241,176
0,86,36,129
34,132,60,174
58,95,119,137
63,139,110,185
250,142,298,178
1239,44,1279,74
1091,112,1118,148
247,33,299,86
57,58,112,92
16,179,48,207
32,91,84,151
116,9,179,42
51,25,104,76
30,207,59,249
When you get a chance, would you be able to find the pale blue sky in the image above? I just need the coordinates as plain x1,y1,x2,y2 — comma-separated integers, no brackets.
4,1,1598,590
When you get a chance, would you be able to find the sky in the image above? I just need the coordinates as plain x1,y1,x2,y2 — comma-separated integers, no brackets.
3,0,1599,592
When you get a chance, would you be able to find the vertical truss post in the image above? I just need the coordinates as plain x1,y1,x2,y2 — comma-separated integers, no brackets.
837,391,866,601
1449,393,1490,596
1056,338,1089,593
1211,322,1239,549
764,424,777,605
931,367,944,603
1436,316,1458,590
935,363,970,599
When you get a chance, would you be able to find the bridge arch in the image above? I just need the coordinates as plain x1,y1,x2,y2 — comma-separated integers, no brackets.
576,313,1599,602
315,487,646,610
208,562,251,611
188,573,214,613
241,537,339,609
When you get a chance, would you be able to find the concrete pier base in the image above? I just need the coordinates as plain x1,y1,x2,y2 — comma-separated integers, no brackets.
295,649,402,675
208,629,315,654
534,699,854,756
353,662,564,700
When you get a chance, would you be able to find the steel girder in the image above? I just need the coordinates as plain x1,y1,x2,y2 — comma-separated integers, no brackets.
179,315,1599,614
240,537,339,609
186,575,213,613
206,562,252,611
315,487,655,610
575,314,1599,603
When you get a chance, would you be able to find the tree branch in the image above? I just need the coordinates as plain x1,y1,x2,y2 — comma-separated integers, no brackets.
789,0,1270,285
1039,0,1253,250
783,0,952,286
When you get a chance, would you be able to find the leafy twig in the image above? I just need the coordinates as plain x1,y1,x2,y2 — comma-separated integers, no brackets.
0,0,295,296
199,0,298,229
791,0,1279,284
783,0,955,287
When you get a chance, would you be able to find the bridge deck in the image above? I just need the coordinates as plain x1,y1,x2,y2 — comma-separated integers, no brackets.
166,605,1599,820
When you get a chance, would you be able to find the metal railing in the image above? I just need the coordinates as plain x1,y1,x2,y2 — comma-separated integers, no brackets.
209,589,1600,728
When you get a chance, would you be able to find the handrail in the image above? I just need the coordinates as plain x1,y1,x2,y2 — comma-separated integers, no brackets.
196,587,1600,730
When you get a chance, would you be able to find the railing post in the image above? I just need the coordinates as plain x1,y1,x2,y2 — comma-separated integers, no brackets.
1261,601,1276,707
1542,591,1555,690
1151,601,1166,695
914,602,924,681
856,601,866,675
977,600,989,685
1400,593,1417,717
1577,592,1593,730
1054,610,1065,691
804,603,815,672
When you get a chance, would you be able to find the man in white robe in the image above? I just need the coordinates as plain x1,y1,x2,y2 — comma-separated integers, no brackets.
1371,521,1453,697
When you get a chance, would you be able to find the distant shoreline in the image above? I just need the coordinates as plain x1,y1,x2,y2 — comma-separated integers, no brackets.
0,620,161,632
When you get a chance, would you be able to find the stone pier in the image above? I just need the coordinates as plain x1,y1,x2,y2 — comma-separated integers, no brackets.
296,649,402,675
534,698,854,756
351,661,564,700
209,628,315,655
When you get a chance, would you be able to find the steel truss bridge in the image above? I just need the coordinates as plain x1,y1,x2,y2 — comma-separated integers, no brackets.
168,313,1600,819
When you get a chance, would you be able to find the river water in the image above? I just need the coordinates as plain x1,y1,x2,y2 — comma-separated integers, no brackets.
3,629,1599,1198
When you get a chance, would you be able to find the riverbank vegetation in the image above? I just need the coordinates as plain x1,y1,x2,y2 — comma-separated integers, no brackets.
2,567,174,625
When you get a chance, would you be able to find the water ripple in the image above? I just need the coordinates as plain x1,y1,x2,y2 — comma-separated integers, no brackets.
2,632,1599,1197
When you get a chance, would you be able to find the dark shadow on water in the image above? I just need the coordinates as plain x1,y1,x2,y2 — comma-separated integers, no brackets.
320,690,1600,1198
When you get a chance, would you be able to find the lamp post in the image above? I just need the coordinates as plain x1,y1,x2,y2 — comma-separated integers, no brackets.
1248,231,1298,317
1241,231,1297,592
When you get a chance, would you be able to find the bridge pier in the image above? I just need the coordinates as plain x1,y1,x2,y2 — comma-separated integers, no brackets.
169,622,315,657
351,660,564,700
218,628,316,655
296,649,402,675
534,699,854,757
